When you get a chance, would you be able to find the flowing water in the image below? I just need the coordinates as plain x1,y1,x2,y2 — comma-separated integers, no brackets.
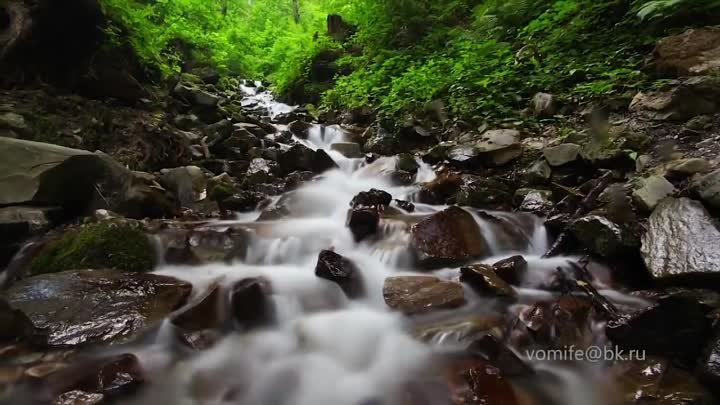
12,82,652,405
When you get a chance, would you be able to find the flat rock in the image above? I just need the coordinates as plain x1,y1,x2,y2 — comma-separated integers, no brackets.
1,270,191,346
383,276,465,315
632,175,675,211
410,206,489,269
475,129,522,166
542,143,581,166
641,198,720,282
665,158,711,176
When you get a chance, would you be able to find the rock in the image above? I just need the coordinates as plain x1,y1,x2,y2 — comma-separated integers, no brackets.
159,166,206,208
0,112,27,133
686,115,714,131
542,143,581,166
315,250,365,299
28,221,156,275
418,171,463,204
570,215,638,258
491,256,527,285
278,144,338,175
666,158,711,176
218,190,267,212
641,198,720,283
448,130,522,168
396,153,419,173
287,120,311,138
350,189,392,208
531,92,557,117
229,277,275,329
173,114,201,130
632,175,675,211
363,126,398,155
422,141,453,163
190,66,220,85
519,189,553,214
1,270,191,346
654,28,720,77
347,207,380,242
245,158,275,186
0,206,56,243
171,286,223,331
209,128,261,159
0,298,44,343
173,82,221,107
163,227,249,265
445,358,520,405
395,199,415,212
692,169,720,210
629,76,720,120
383,276,465,315
606,294,712,362
460,264,515,297
330,142,363,158
698,332,720,394
456,177,513,210
523,160,552,184
466,334,534,377
410,206,489,269
512,296,595,349
614,357,713,404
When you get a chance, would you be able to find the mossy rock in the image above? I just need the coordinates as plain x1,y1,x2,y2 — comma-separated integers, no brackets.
29,221,156,275
208,182,237,202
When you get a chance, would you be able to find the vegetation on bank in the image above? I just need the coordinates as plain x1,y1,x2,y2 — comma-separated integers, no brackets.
99,0,720,120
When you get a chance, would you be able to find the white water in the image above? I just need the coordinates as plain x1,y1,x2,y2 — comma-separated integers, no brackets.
128,86,647,405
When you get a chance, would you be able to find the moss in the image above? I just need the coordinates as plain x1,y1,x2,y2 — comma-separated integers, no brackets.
29,221,156,275
208,182,237,202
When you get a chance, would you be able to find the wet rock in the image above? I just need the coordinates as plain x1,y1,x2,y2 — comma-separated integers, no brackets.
512,296,595,349
363,126,398,155
614,357,713,405
1,270,191,346
29,221,156,275
632,175,675,211
315,250,365,299
466,334,533,377
0,206,57,247
163,227,249,265
383,276,465,315
396,153,419,173
347,207,380,242
531,92,557,117
284,170,314,191
173,82,221,107
209,127,261,159
630,76,720,120
641,198,720,283
418,172,463,204
410,206,489,269
171,285,223,331
446,358,519,405
542,143,581,167
54,390,105,405
460,264,515,298
606,294,712,362
287,120,311,138
245,158,275,186
218,190,267,212
456,177,513,210
519,189,553,214
570,215,638,258
491,256,527,285
654,28,720,77
448,130,522,168
330,142,363,158
395,199,415,213
0,298,44,343
159,166,206,208
698,332,720,394
0,112,27,133
230,277,275,329
522,160,552,184
173,114,201,131
278,144,338,175
691,169,720,210
422,141,453,163
350,189,392,208
665,158,711,176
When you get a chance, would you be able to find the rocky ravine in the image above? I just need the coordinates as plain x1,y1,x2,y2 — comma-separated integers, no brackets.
0,28,720,405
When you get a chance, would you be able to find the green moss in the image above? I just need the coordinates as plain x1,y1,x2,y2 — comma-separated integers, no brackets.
208,182,237,202
29,221,156,275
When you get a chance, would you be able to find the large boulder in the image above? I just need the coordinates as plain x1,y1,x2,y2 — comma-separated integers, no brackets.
641,198,720,283
278,144,337,175
158,166,206,208
383,276,465,315
410,206,489,269
1,270,191,346
315,250,365,299
654,28,720,77
417,171,463,204
630,76,720,120
570,215,639,258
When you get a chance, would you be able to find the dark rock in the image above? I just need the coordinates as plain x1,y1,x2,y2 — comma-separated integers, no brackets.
363,126,398,155
445,358,519,405
163,227,249,265
512,296,595,349
630,76,720,120
410,206,489,269
245,158,275,186
218,190,267,212
542,143,581,167
418,171,463,204
518,189,553,214
330,142,363,158
0,112,27,133
522,160,552,184
466,334,534,377
456,177,513,210
383,276,465,315
698,331,720,395
173,82,221,107
284,171,314,191
390,170,415,186
614,357,713,405
287,120,311,138
171,285,223,331
606,294,712,363
158,166,206,208
278,144,337,175
315,250,365,299
312,149,338,173
0,298,44,343
460,264,515,298
570,215,639,258
654,28,720,77
395,199,415,213
229,277,275,329
692,169,720,210
491,256,527,285
209,128,261,159
0,206,57,248
396,153,419,173
641,198,720,283
422,142,453,164
1,270,191,346
173,114,201,131
347,207,380,242
350,189,392,208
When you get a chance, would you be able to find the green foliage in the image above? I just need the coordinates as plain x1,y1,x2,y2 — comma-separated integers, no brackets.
635,0,720,21
29,221,156,275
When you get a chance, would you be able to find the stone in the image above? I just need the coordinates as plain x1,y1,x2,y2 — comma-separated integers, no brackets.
629,76,720,120
245,158,274,186
542,143,581,167
363,126,398,155
491,256,527,285
312,149,338,173
666,158,711,176
173,114,201,130
0,206,56,243
396,153,419,173
531,92,557,117
159,166,206,208
383,276,465,315
395,199,415,212
350,189,392,208
347,207,380,242
614,357,713,404
519,189,553,214
163,227,249,265
456,176,513,210
278,144,338,175
330,142,363,158
632,175,675,211
571,215,638,258
1,270,191,346
448,130,522,168
641,198,720,282
0,298,44,343
315,250,365,299
230,277,275,329
460,264,515,297
606,294,712,362
287,120,311,138
173,83,221,107
171,286,223,331
209,128,261,159
410,206,489,269
218,190,267,212
692,169,720,210
28,221,156,276
654,28,720,77
523,160,552,184
445,358,520,405
0,112,27,132
417,171,463,204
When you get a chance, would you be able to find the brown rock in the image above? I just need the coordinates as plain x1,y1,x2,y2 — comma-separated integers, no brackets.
491,256,527,285
315,250,365,299
460,264,515,297
347,207,380,242
229,277,275,329
383,276,465,315
418,171,463,204
654,28,720,77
